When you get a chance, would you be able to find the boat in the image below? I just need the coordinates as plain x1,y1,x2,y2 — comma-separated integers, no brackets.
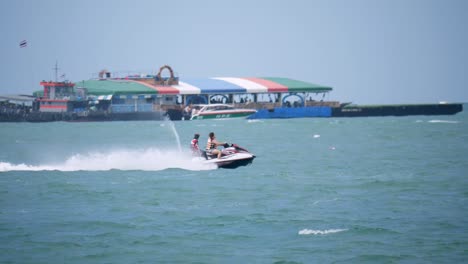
331,102,463,117
198,143,255,169
189,104,257,120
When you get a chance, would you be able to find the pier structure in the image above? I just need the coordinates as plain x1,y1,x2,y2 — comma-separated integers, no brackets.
0,65,462,122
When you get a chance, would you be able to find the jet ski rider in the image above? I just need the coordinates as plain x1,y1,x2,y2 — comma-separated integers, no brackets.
206,132,226,159
190,133,200,155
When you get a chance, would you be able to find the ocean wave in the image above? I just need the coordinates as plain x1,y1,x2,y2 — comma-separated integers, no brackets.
312,198,338,205
298,228,347,235
0,148,216,172
247,119,263,123
352,226,401,235
428,120,459,124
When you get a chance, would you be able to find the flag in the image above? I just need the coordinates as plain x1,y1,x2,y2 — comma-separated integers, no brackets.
60,73,66,78
19,40,27,48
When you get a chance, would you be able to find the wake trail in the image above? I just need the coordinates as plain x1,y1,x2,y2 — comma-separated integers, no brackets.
427,120,459,124
0,148,216,172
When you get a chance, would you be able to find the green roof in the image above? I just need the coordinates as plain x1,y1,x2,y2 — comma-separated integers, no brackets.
77,80,155,96
262,77,332,93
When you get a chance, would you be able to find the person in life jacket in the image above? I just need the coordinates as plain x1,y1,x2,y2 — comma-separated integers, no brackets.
190,133,200,154
206,132,225,159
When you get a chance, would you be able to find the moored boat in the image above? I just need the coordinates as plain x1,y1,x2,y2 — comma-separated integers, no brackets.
189,104,256,120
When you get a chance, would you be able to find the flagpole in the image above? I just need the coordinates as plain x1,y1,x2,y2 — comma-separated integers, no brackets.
19,39,33,95
28,40,34,96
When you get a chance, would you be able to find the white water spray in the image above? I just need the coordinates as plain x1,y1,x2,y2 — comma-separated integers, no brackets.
0,117,219,172
162,116,182,152
298,229,348,235
0,148,216,171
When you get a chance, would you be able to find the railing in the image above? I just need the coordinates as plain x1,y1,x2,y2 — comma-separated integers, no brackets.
137,104,153,112
110,104,154,113
233,101,341,109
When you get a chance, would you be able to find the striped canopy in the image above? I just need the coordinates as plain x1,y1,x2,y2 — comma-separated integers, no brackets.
76,77,332,96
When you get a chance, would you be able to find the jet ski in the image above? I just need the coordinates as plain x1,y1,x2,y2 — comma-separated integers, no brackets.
200,143,255,169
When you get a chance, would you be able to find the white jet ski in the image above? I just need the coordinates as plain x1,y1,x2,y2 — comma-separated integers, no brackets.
200,143,255,169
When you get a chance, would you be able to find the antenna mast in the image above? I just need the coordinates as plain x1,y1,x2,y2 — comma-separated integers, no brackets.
53,61,60,82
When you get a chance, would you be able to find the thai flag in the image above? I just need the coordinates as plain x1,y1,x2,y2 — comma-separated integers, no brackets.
19,40,27,48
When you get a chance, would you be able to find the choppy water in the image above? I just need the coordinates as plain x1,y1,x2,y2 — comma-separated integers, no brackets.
1,109,467,263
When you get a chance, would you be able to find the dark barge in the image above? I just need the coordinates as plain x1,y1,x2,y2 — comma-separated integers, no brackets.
332,103,463,117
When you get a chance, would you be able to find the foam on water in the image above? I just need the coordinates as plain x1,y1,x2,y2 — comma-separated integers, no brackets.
298,228,348,235
247,119,263,123
0,148,216,172
428,120,459,124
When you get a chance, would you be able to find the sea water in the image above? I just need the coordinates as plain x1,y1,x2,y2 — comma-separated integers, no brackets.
1,108,467,263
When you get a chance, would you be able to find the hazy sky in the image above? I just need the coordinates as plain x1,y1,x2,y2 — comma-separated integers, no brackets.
1,0,467,104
